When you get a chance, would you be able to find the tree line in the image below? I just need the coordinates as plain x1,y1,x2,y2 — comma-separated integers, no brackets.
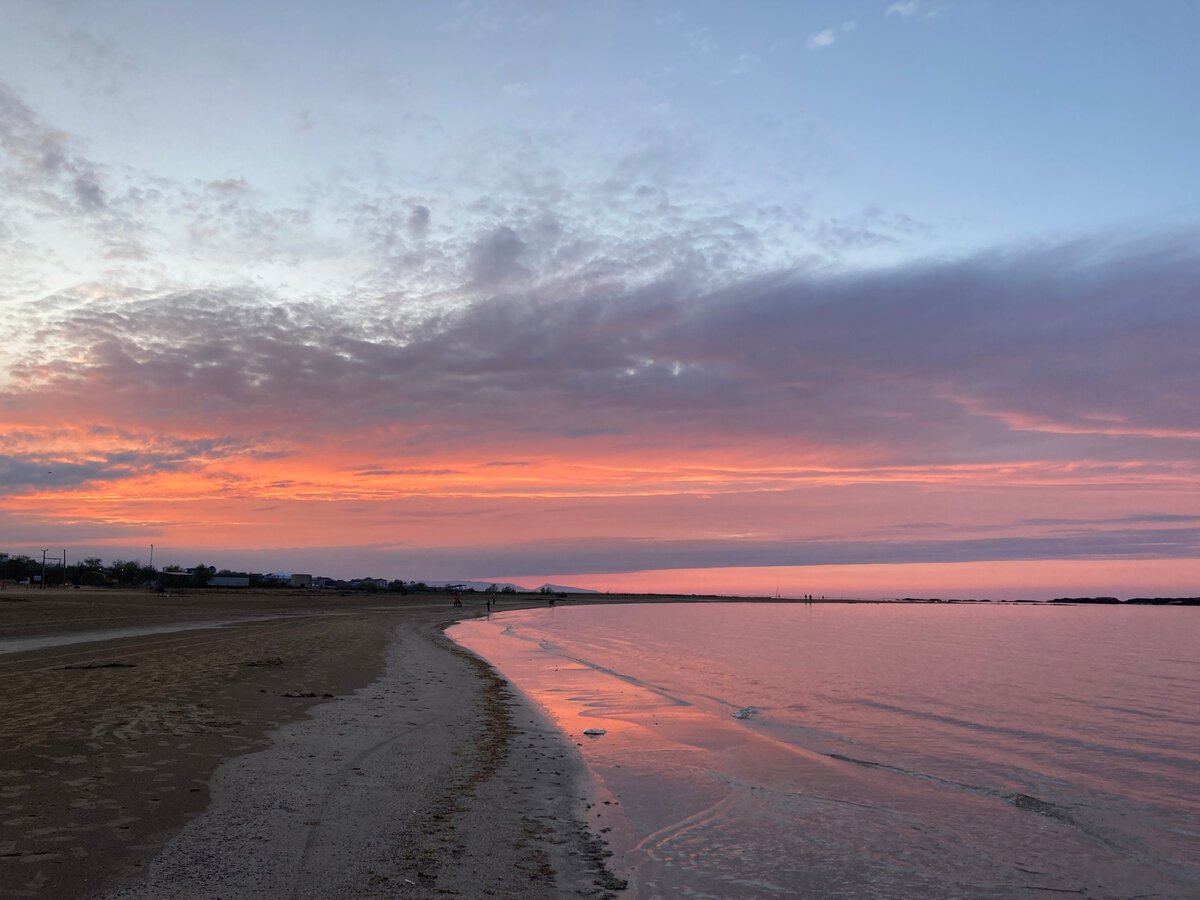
0,556,228,588
0,555,456,593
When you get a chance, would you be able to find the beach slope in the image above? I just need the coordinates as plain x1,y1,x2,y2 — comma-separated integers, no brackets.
0,591,621,899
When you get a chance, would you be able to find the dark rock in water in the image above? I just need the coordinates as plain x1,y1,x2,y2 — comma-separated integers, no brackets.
1126,597,1200,605
1050,596,1200,605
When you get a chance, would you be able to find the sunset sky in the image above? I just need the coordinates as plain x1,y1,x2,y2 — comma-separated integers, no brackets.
2,1,1199,598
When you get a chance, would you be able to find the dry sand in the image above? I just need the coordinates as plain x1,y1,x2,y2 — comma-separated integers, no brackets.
0,588,625,899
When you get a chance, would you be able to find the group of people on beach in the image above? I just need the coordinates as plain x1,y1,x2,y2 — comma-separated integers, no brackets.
455,591,501,611
453,592,557,610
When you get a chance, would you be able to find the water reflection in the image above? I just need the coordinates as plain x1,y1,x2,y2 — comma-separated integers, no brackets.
450,603,1200,898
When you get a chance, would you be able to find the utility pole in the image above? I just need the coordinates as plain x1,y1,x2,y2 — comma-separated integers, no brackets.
40,549,49,590
150,544,154,570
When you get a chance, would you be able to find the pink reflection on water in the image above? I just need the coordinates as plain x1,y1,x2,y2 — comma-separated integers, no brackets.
451,603,1200,899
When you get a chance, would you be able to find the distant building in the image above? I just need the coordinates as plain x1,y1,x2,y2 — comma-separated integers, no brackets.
210,576,250,588
290,573,313,588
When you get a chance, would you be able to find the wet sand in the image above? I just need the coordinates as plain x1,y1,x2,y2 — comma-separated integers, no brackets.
0,588,625,899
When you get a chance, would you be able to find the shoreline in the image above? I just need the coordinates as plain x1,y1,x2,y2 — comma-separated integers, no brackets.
0,590,625,899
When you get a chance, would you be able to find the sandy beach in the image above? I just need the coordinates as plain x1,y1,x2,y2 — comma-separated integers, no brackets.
0,588,625,899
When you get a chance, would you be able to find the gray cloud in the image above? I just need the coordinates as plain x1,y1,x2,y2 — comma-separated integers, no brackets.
0,432,267,493
0,74,1193,442
467,225,528,284
206,178,251,196
6,231,1200,471
0,85,354,292
1020,514,1200,527
0,81,877,330
285,525,1200,579
407,204,430,238
0,84,120,222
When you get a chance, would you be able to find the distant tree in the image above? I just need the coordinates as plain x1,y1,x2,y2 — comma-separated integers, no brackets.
501,585,516,594
0,555,38,581
111,559,143,585
164,564,183,573
191,564,213,587
68,557,104,585
486,583,498,594
539,585,552,594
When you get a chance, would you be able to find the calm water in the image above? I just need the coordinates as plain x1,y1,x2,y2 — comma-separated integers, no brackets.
449,602,1200,899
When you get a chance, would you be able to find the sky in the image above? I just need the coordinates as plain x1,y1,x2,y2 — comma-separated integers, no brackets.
2,0,1199,599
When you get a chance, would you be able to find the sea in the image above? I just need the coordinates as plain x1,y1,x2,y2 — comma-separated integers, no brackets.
448,601,1200,899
